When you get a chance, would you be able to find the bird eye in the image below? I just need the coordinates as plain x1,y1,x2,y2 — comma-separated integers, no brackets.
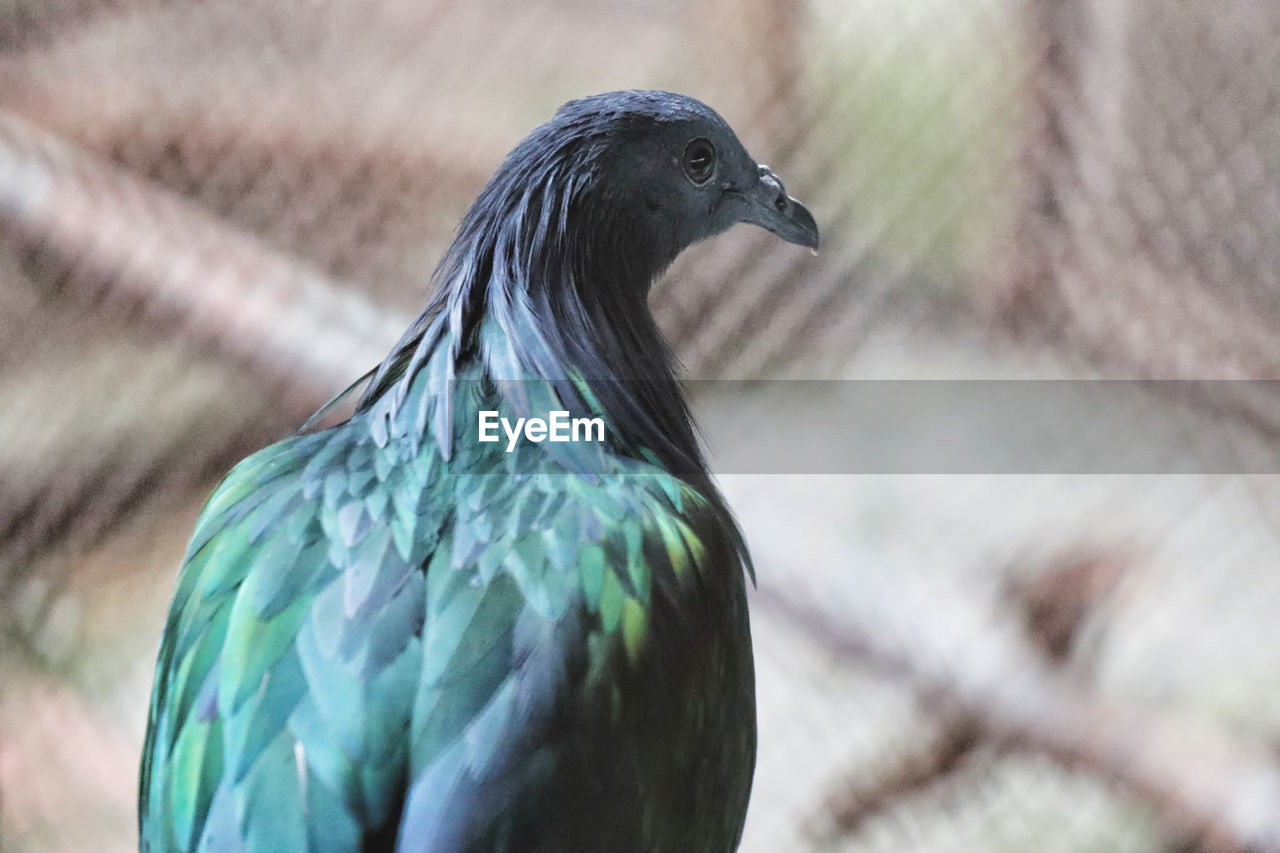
682,138,716,185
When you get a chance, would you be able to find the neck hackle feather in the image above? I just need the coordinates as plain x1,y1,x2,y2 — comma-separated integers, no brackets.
359,93,715,491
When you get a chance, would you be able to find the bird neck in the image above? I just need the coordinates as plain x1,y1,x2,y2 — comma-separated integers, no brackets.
351,160,753,584
459,212,706,480
361,174,705,481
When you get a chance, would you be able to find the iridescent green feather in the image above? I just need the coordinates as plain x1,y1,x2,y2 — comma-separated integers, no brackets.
141,320,748,852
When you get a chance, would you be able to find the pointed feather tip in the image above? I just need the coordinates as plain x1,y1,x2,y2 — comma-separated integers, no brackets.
435,424,453,462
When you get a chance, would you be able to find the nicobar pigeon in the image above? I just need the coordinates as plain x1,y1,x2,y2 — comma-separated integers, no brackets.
139,90,819,853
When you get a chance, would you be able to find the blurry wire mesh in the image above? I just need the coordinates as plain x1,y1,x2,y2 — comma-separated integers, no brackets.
1,0,1279,851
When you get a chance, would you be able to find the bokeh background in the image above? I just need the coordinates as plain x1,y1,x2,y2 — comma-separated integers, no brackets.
3,0,1280,850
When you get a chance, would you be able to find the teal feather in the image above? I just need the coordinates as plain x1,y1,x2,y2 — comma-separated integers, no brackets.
223,648,306,782
303,772,361,852
238,735,306,853
296,616,370,761
286,697,358,809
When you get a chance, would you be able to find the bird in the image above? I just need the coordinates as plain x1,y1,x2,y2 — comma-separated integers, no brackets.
139,89,818,853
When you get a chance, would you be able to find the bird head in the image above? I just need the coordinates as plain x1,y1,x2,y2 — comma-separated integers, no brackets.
448,90,819,298
578,90,820,267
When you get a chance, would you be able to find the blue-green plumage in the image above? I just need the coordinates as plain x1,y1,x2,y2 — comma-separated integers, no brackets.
140,90,817,852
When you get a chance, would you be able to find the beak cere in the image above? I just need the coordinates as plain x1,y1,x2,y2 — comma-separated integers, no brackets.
743,164,820,250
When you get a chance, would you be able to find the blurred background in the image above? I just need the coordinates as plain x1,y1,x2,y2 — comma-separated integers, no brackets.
3,0,1280,850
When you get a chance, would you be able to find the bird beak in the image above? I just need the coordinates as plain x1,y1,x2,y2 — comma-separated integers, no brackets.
740,164,820,251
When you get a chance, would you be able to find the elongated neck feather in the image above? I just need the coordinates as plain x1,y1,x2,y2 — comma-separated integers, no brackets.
362,138,706,481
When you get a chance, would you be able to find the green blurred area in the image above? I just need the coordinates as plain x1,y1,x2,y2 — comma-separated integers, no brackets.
807,0,1024,281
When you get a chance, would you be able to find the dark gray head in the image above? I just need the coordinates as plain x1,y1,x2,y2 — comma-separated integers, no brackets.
438,90,818,302
576,90,820,264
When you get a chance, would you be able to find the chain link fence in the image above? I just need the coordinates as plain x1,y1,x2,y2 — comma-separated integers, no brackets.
2,0,1279,850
